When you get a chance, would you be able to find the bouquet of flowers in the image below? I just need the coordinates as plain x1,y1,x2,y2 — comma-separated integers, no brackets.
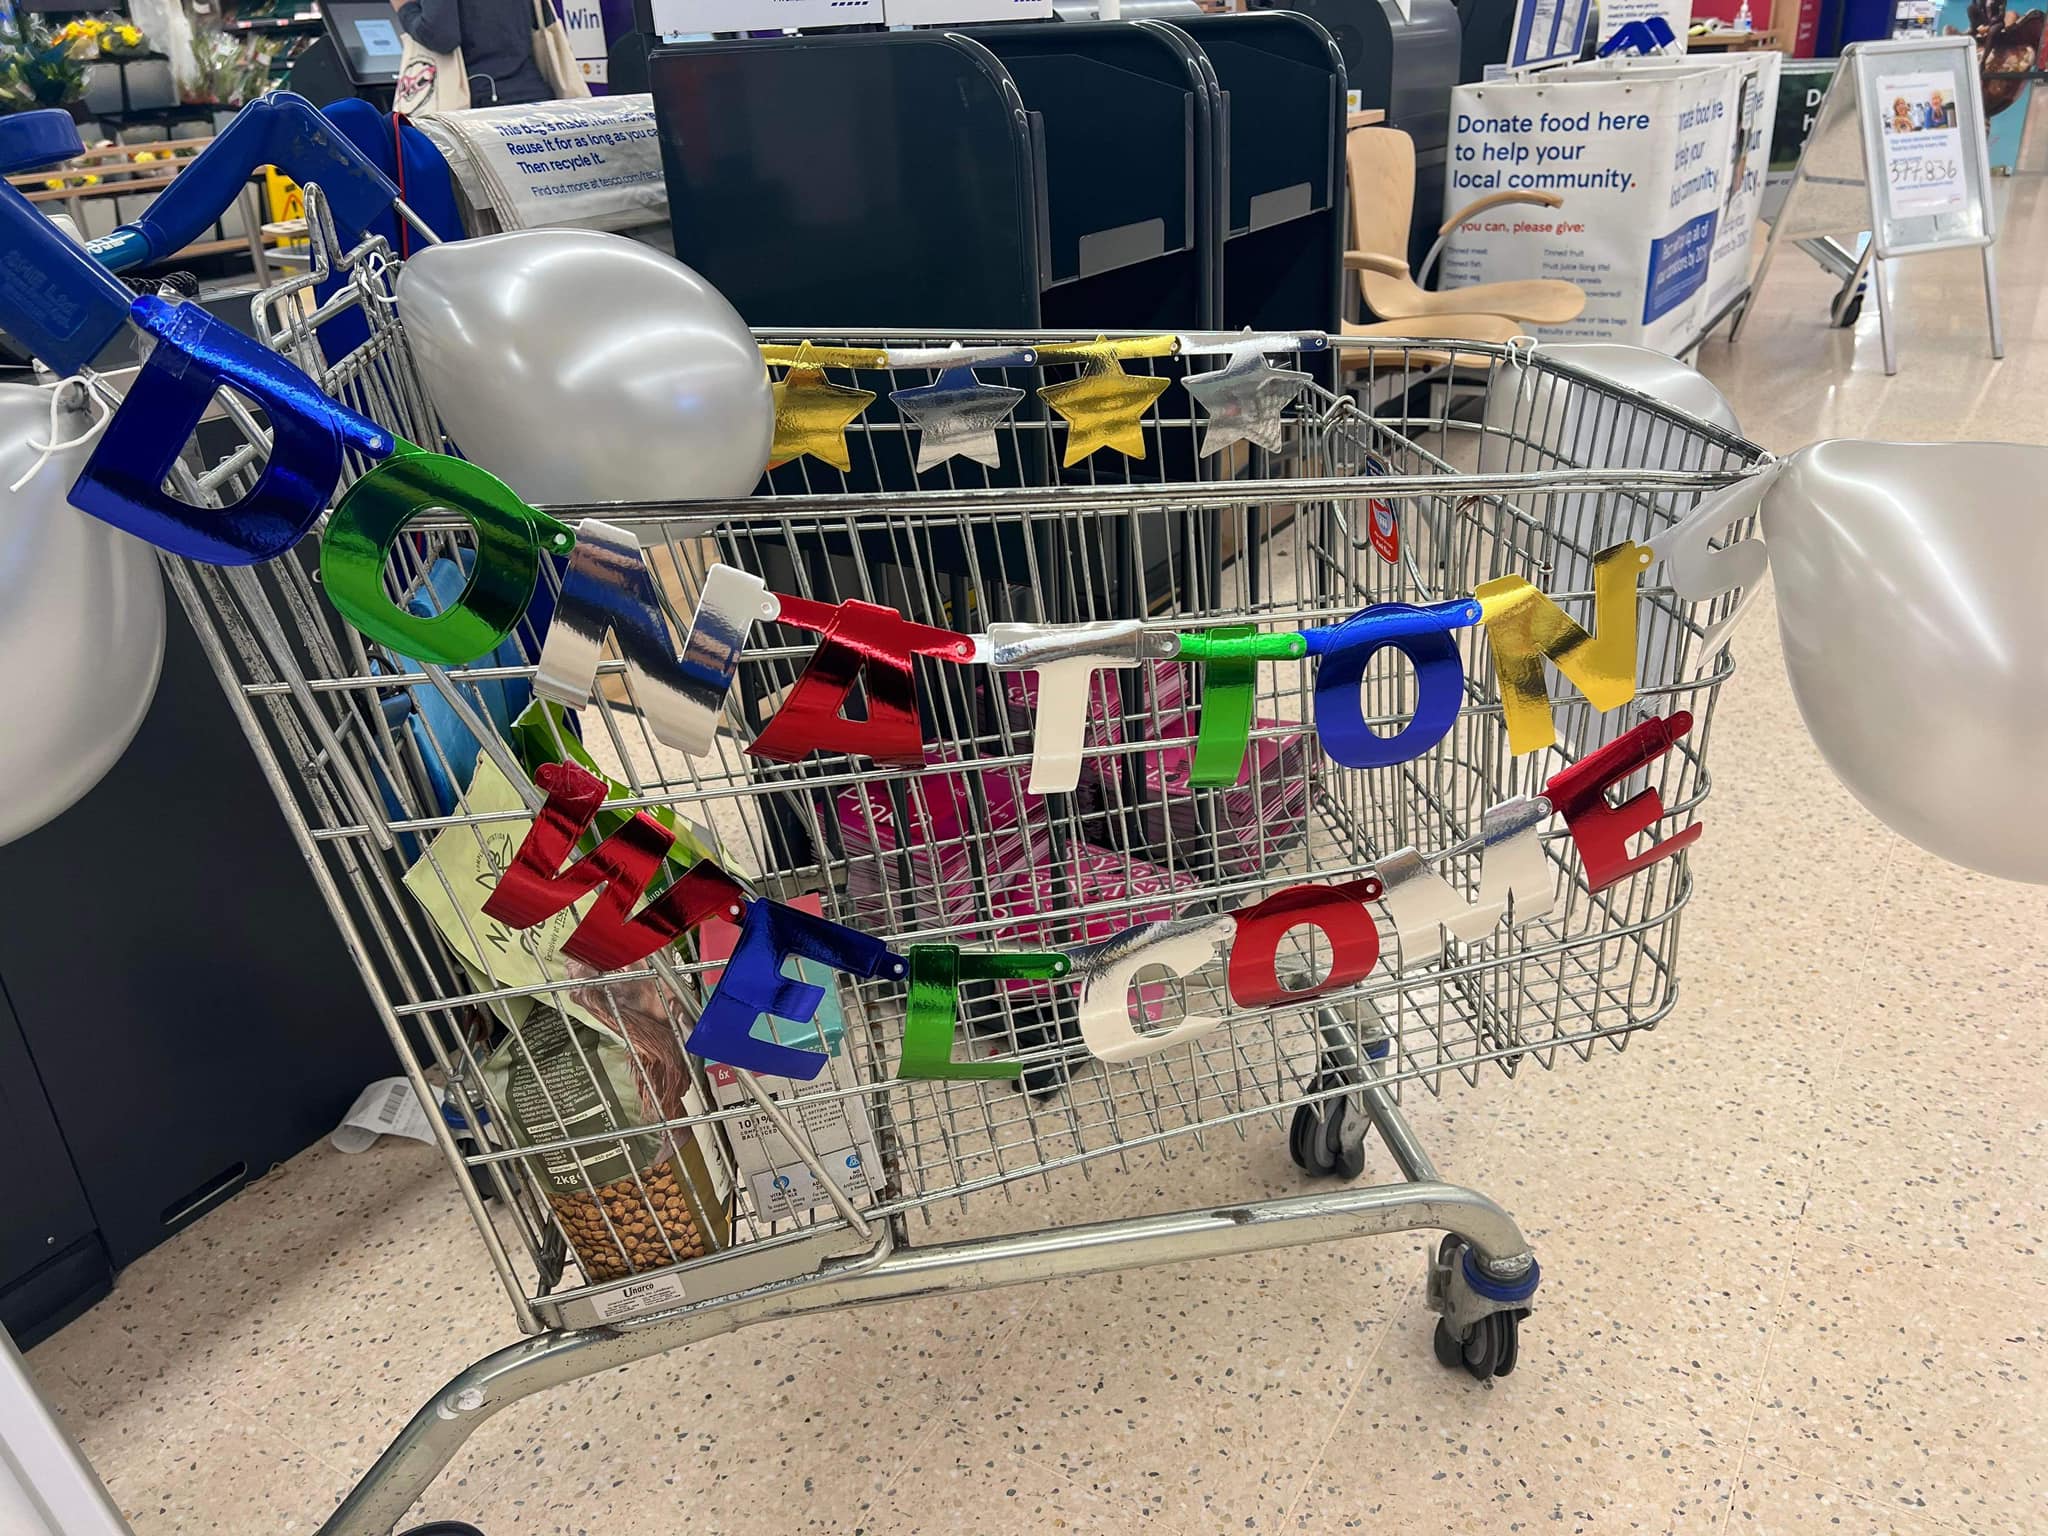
57,16,151,57
184,28,281,107
0,12,153,113
0,12,97,111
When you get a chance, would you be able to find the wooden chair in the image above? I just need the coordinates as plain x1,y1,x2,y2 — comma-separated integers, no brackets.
1346,125,1587,328
1340,313,1529,371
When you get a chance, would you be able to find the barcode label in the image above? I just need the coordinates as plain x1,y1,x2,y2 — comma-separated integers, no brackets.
375,1082,410,1127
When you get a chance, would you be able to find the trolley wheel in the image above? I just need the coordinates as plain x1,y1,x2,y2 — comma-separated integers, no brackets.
1329,1100,1369,1181
398,1524,487,1536
1288,1101,1324,1172
1432,1315,1468,1369
1287,1098,1370,1180
1833,291,1864,328
1431,1309,1524,1382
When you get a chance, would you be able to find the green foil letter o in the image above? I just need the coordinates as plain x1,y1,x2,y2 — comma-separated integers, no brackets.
321,445,575,665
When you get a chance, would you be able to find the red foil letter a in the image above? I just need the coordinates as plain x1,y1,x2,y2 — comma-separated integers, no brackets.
745,594,975,767
481,761,745,971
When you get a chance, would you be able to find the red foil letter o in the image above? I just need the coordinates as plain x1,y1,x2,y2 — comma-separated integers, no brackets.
1227,878,1384,1008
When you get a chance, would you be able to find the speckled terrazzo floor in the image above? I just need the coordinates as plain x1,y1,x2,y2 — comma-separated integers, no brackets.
28,171,2048,1536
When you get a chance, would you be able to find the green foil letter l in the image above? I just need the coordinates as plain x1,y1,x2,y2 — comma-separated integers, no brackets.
900,945,1070,1081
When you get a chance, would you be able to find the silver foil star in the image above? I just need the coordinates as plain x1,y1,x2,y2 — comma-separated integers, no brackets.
1181,342,1311,457
891,363,1026,472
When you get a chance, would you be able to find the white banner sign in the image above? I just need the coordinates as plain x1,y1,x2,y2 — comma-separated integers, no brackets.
650,0,883,30
1703,51,1778,321
883,0,1050,21
1598,0,1690,54
1442,58,1772,350
426,95,666,232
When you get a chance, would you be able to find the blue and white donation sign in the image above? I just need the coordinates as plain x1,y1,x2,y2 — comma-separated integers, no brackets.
1441,53,1778,351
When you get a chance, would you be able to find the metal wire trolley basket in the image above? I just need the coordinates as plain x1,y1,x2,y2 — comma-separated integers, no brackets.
150,190,1767,1535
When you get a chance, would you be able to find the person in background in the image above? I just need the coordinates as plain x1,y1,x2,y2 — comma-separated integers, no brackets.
390,0,551,105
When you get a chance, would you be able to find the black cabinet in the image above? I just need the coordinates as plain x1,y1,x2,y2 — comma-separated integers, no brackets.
1,577,398,1347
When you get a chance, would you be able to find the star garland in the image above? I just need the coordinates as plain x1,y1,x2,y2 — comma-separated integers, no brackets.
763,332,1329,473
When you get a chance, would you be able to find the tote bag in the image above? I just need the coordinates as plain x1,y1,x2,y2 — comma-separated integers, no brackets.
394,29,468,115
531,0,591,98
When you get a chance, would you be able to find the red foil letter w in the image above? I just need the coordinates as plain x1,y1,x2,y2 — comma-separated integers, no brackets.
482,761,746,971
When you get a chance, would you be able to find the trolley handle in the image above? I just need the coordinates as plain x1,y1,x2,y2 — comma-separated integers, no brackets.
0,95,403,375
83,93,403,272
0,111,137,375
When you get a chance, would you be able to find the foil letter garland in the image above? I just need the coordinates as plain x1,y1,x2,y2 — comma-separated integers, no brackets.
690,901,905,1080
535,533,773,759
507,699,719,868
70,296,393,565
1175,625,1309,788
471,765,1683,1075
900,946,1070,1081
1375,795,1557,971
746,594,978,768
1308,599,1480,770
1475,540,1651,757
1543,711,1702,894
987,620,1180,794
1074,914,1236,1064
479,760,747,971
1226,878,1384,1008
1187,623,1256,788
1643,469,1776,665
321,445,577,666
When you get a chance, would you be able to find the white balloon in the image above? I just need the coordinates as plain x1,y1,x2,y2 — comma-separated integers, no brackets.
1531,343,1742,438
396,230,775,506
1477,344,1748,763
1479,342,1742,474
0,383,167,845
1762,439,2048,884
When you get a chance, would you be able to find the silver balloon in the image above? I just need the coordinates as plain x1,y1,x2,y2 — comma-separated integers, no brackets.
1761,440,2048,885
395,230,775,506
1477,343,1745,765
0,383,166,845
1479,342,1741,476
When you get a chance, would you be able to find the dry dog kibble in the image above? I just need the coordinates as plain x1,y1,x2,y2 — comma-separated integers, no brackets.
486,1006,726,1286
545,1160,708,1281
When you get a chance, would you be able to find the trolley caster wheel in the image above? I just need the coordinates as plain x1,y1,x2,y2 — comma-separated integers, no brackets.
1287,1099,1369,1180
1431,1310,1522,1382
1288,1101,1322,1172
1834,292,1864,327
398,1524,487,1536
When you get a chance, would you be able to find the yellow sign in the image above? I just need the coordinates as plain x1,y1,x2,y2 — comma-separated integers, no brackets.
263,167,304,230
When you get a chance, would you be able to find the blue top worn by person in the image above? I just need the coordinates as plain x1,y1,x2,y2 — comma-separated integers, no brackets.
394,0,551,106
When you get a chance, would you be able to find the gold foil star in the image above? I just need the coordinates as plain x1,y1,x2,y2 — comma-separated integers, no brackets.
770,342,876,473
1038,340,1173,467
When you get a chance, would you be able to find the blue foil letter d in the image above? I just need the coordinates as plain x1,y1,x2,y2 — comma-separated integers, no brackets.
69,296,393,565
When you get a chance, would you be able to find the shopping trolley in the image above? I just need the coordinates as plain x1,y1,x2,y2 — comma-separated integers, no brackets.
135,185,1766,1535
